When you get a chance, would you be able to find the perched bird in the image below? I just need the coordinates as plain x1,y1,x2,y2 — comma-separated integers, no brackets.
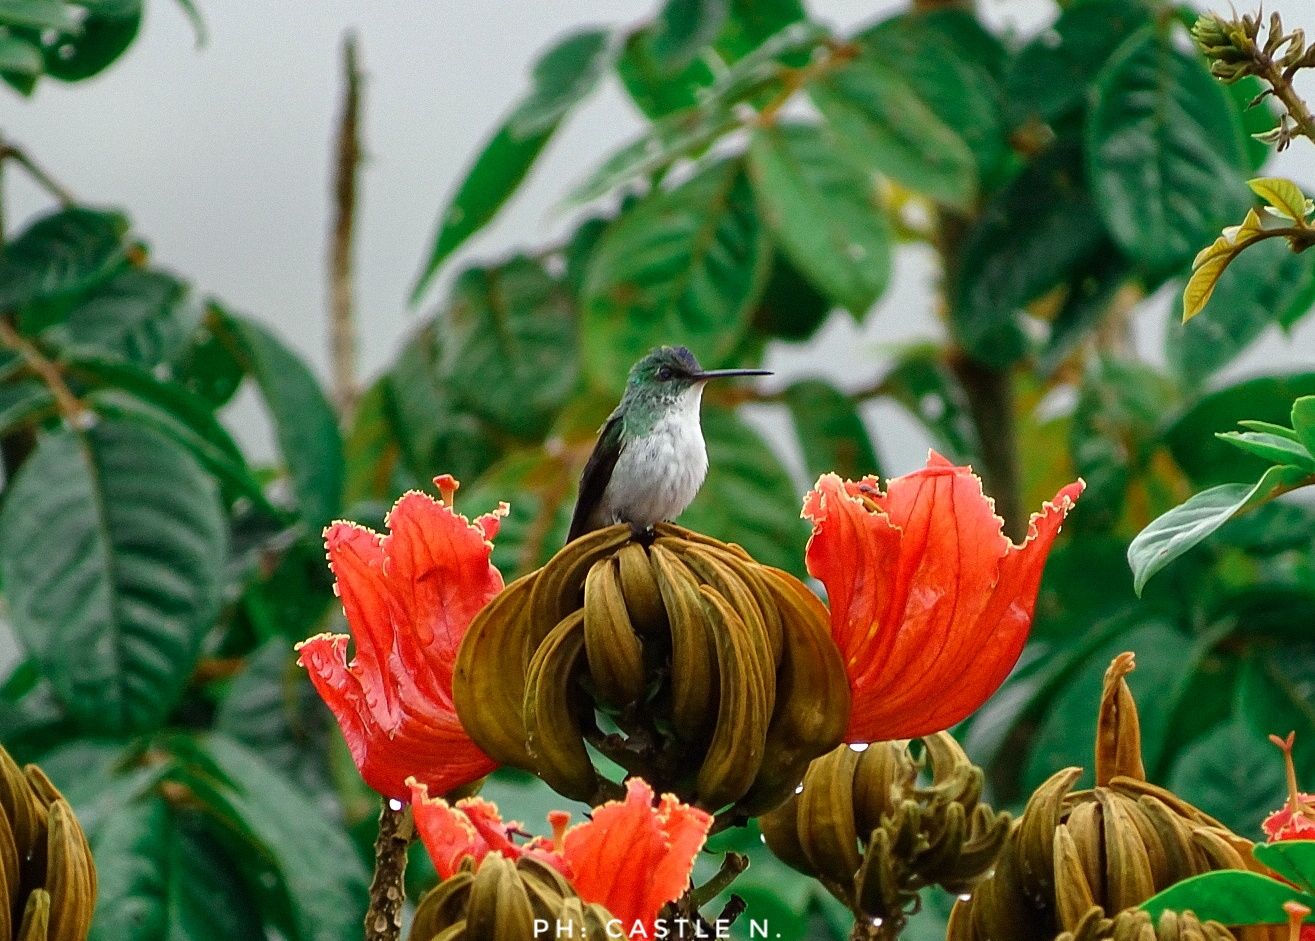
567,346,771,542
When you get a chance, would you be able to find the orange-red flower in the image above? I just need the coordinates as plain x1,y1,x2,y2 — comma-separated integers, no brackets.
1264,733,1315,842
410,776,712,935
296,476,505,800
802,452,1083,743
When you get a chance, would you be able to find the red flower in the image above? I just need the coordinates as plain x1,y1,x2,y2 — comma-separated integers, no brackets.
1263,733,1315,842
410,776,712,934
296,476,506,800
802,452,1083,743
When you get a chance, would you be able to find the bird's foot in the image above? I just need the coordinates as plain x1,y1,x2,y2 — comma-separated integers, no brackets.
630,523,657,546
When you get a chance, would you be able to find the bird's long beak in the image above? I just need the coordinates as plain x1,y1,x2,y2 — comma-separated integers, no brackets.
691,368,773,381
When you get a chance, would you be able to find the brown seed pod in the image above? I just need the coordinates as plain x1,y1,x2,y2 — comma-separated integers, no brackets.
947,653,1279,941
761,733,1010,934
0,745,96,941
454,523,850,816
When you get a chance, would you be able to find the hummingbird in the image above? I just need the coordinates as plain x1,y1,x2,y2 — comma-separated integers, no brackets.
567,346,771,542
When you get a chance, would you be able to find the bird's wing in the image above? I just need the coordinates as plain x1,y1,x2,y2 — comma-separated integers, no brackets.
567,411,624,543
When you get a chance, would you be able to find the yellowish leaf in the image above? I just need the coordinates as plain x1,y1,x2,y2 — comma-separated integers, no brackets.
1183,249,1236,321
1248,177,1312,223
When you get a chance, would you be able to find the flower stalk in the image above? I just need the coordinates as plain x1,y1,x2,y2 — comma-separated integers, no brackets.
364,800,413,941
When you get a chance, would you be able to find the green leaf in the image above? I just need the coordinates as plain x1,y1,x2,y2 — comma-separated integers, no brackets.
1005,0,1150,125
716,0,805,62
1128,463,1312,595
1039,248,1133,375
1166,373,1315,487
41,1,141,82
465,449,576,578
750,252,832,342
681,408,808,577
855,11,1006,184
169,734,369,941
582,159,768,392
0,207,128,322
1250,177,1311,222
216,310,343,526
1216,431,1315,471
0,0,73,30
0,419,226,734
0,34,41,74
953,142,1105,367
411,29,611,301
507,29,612,137
1253,842,1315,896
647,0,727,71
214,640,335,802
615,26,716,119
1165,712,1289,838
748,122,891,317
1168,238,1315,385
783,379,882,483
44,267,199,366
1141,870,1315,925
90,797,264,941
0,380,54,435
1237,420,1300,441
1227,75,1280,172
439,257,579,438
1087,27,1250,273
810,55,976,209
1293,396,1315,459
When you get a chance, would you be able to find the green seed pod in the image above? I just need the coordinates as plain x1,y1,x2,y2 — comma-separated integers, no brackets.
454,523,850,816
0,745,96,941
409,856,614,941
946,654,1276,941
761,733,1010,933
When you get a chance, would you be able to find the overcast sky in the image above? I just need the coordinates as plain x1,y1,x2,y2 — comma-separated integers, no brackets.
6,1,1315,473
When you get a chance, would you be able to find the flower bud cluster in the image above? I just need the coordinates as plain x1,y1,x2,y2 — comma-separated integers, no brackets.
454,523,850,817
761,733,1009,932
0,745,96,941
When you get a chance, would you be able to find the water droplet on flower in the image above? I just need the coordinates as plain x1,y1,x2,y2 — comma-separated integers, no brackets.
759,833,767,844
871,917,883,927
850,742,870,753
794,783,804,794
388,798,404,811
958,893,972,902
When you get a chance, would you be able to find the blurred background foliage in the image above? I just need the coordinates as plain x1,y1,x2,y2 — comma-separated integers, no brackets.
1,0,1314,939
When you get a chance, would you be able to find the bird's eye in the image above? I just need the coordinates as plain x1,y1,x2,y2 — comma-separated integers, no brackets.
656,366,673,381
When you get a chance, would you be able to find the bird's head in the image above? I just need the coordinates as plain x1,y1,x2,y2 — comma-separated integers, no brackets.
622,346,770,408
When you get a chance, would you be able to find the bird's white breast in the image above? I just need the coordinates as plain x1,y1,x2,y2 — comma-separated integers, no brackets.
600,385,708,530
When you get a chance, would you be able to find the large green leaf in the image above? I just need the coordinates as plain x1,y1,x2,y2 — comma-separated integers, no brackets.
1253,842,1315,896
782,379,882,483
716,0,806,62
169,734,368,941
0,33,41,75
216,310,343,526
1128,463,1313,595
810,55,976,209
1165,373,1315,487
440,257,579,438
1142,870,1315,925
1168,240,1315,386
0,207,128,325
681,408,808,576
1006,0,1150,125
615,26,716,119
411,29,611,302
750,253,832,342
748,122,891,317
952,142,1107,367
0,379,54,436
44,267,199,367
880,345,979,463
1165,711,1288,837
214,640,335,802
854,11,1006,184
464,447,577,578
1086,27,1249,274
40,0,141,82
90,797,264,941
646,0,727,72
582,159,768,392
0,419,226,734
0,0,73,30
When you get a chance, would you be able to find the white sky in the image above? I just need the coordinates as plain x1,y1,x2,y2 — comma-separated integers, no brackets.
5,1,1315,474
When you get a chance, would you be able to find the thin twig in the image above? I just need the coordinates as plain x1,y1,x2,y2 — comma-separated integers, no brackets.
329,32,364,420
0,319,85,421
0,142,76,207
